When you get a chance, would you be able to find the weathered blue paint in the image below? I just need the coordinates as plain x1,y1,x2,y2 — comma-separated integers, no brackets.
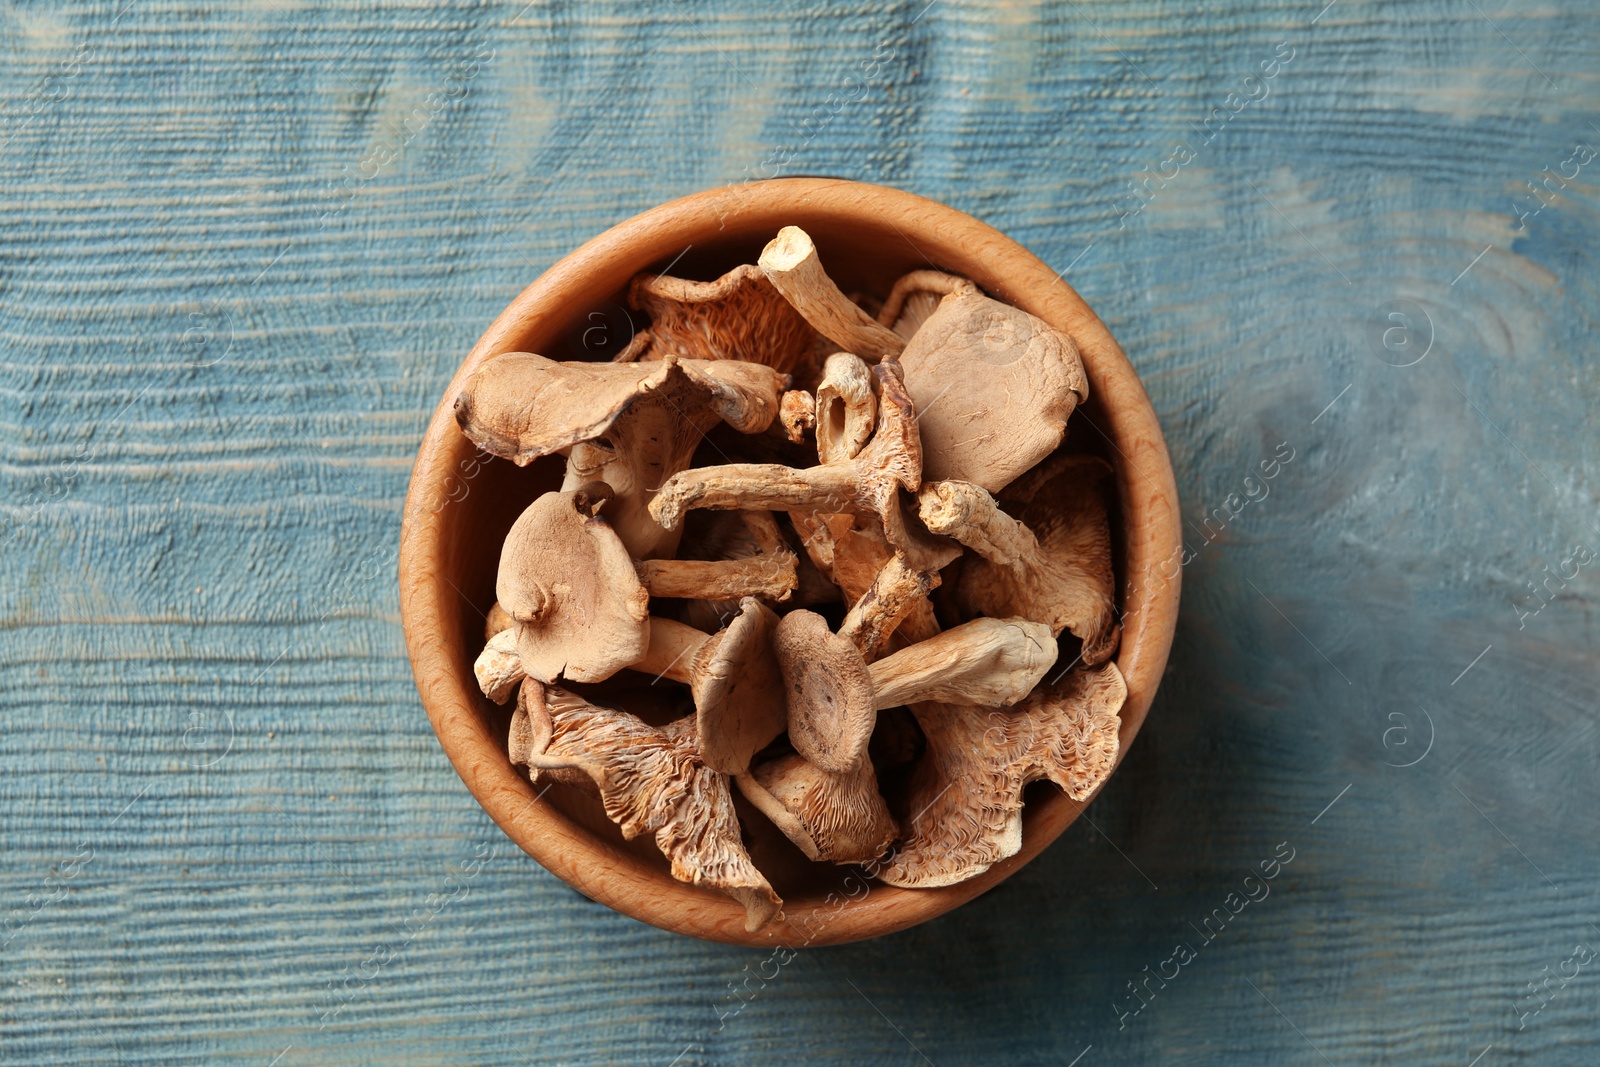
1,0,1596,1063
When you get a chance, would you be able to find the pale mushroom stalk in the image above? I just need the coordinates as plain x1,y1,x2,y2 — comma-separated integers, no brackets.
758,226,905,362
634,510,798,603
622,600,786,775
864,616,1057,710
527,685,784,932
649,361,923,565
924,457,1120,666
474,626,524,704
878,664,1128,889
778,389,816,443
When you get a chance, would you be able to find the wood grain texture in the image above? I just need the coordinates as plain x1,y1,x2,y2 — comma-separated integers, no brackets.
2,0,1597,1063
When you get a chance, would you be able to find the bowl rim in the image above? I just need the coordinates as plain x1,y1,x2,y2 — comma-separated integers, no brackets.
398,177,1182,947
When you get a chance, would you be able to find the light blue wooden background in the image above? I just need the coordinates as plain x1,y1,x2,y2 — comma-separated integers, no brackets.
2,0,1597,1063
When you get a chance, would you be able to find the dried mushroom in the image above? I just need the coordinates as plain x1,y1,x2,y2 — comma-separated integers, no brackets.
758,226,905,362
628,601,787,776
528,685,784,931
635,510,798,603
464,222,1137,907
497,484,650,685
629,263,817,373
925,456,1119,666
649,360,927,566
456,352,785,558
893,275,1088,494
880,662,1127,889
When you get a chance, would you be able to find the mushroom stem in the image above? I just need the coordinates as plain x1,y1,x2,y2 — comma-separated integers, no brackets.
758,226,905,362
630,617,710,684
649,462,857,530
474,627,526,704
636,553,797,602
916,479,1039,566
778,389,816,443
650,361,922,557
866,617,1056,710
836,554,939,659
814,352,876,465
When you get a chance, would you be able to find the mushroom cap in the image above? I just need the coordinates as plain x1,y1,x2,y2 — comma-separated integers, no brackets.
736,754,898,864
877,662,1127,889
956,455,1120,665
690,597,787,775
629,263,818,373
454,352,786,466
771,609,875,774
496,485,650,685
898,288,1088,493
535,686,784,932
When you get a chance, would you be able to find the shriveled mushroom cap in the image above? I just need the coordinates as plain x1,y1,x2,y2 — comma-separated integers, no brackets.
454,352,786,466
878,662,1127,889
532,686,784,932
736,754,897,865
955,455,1120,666
496,484,650,684
898,288,1088,493
629,263,817,374
689,597,787,775
771,609,875,774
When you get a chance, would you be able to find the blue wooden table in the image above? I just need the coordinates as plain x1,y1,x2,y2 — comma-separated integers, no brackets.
3,1,1597,1063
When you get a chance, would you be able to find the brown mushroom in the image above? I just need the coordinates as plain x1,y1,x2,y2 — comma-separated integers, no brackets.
747,612,1055,865
892,280,1088,493
778,389,816,443
629,263,817,373
922,456,1120,666
813,352,876,465
737,609,896,864
634,510,798,603
649,360,928,567
757,226,905,362
877,269,976,340
878,663,1127,888
455,352,786,559
625,601,786,775
473,626,524,704
496,484,650,685
525,685,784,932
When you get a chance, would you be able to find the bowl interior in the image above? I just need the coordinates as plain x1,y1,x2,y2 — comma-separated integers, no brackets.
401,179,1180,946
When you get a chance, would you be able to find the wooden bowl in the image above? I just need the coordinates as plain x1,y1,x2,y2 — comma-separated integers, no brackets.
399,178,1182,946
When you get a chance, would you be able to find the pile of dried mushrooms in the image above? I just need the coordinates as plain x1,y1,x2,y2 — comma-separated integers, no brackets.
458,226,1127,932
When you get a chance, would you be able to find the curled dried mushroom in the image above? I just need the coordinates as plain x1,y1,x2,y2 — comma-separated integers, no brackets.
463,225,1134,912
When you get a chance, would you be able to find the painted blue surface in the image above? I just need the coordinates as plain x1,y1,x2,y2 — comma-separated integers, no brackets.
2,1,1597,1063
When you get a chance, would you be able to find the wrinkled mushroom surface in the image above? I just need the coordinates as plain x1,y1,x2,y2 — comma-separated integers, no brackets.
897,287,1088,493
940,456,1120,666
879,662,1127,889
530,686,784,932
629,263,817,373
496,485,650,684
